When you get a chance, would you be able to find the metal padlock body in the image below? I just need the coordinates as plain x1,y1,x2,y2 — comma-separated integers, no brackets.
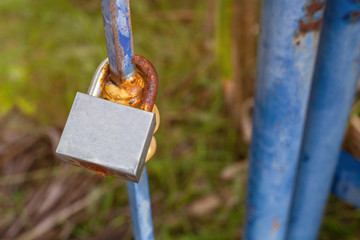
56,59,155,182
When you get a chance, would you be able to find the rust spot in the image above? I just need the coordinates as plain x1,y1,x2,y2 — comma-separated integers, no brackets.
344,11,360,23
102,71,144,108
352,12,360,17
271,218,280,233
299,18,323,34
295,40,301,47
305,2,325,17
109,71,123,86
296,1,325,36
100,62,110,89
78,162,111,177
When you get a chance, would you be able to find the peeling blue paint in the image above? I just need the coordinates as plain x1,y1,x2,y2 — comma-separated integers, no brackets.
245,1,324,239
114,0,134,80
101,0,135,80
287,0,360,239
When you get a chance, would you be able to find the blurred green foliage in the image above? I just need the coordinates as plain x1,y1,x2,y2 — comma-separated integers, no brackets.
215,0,233,80
0,0,105,122
0,0,240,238
0,0,359,239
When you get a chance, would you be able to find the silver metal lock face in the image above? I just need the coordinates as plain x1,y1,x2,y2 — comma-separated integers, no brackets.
56,59,156,182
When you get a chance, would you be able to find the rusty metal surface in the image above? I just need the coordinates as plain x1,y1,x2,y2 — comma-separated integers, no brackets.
297,0,325,35
102,54,159,112
134,54,159,112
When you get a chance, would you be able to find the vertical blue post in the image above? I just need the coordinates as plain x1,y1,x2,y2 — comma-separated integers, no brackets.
333,151,360,209
245,1,324,239
287,1,360,239
101,0,135,81
127,167,155,240
101,1,155,239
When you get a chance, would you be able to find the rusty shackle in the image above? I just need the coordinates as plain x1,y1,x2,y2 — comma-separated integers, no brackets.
102,54,159,113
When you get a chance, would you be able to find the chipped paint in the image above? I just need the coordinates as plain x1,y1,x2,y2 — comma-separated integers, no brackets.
344,11,360,22
299,18,322,34
288,0,360,238
298,0,325,35
101,0,135,84
305,1,325,16
293,0,325,52
271,217,280,233
246,1,325,239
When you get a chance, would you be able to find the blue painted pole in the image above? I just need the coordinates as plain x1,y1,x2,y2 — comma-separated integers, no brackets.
287,1,360,239
101,0,135,81
101,1,155,239
245,1,325,239
126,167,155,240
333,152,360,209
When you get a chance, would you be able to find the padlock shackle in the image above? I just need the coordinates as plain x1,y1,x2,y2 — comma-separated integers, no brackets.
135,55,159,112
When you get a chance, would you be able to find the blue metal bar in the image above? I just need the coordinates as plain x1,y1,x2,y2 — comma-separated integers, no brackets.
333,151,360,209
245,1,325,239
101,1,155,239
287,1,360,238
126,167,155,240
101,0,135,81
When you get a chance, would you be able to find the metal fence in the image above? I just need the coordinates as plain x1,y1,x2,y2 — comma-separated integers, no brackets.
246,0,360,240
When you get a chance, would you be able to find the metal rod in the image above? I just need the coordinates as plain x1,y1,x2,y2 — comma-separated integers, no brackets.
287,1,360,238
245,1,325,239
126,167,155,240
332,151,360,209
101,0,135,82
100,1,155,239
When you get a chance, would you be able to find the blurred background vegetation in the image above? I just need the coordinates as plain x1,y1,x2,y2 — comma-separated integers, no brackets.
0,0,359,239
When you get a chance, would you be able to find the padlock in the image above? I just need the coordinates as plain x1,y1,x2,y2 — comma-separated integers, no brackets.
56,55,158,183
